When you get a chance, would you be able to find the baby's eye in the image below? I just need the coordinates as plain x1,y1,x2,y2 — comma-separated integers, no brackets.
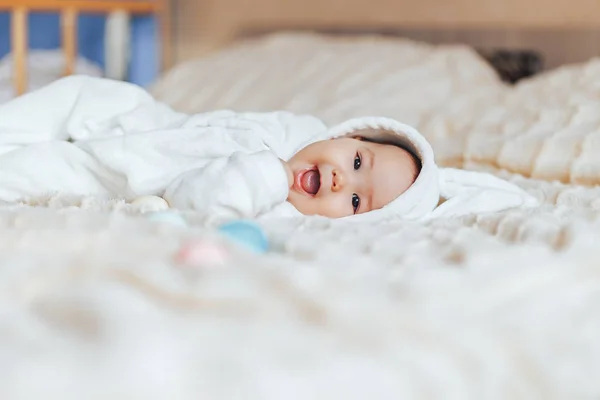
352,193,360,214
354,153,361,170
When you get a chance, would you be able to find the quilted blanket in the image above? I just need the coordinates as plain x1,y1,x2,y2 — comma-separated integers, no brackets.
2,34,600,399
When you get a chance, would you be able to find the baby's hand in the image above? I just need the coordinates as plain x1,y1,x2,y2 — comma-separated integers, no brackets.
280,159,293,188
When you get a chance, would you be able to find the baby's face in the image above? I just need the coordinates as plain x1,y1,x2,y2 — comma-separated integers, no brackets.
287,137,418,218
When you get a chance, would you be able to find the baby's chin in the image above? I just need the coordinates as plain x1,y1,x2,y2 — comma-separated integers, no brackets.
286,193,353,219
286,191,306,214
286,190,318,216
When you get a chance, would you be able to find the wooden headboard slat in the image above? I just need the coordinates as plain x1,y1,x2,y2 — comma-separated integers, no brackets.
11,7,28,96
61,8,77,76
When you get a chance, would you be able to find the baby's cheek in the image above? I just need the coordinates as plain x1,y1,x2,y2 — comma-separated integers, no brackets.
316,194,352,218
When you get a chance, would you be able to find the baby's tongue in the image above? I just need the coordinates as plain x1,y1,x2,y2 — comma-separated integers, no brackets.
301,169,320,195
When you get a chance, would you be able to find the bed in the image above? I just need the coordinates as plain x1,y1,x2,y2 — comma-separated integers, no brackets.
2,1,600,399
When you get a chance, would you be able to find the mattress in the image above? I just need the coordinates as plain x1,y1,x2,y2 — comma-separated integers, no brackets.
2,33,600,399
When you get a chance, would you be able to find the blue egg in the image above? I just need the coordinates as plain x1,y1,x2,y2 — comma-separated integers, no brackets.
146,211,188,227
217,220,269,253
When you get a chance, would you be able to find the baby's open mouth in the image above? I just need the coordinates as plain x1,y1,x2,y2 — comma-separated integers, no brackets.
297,167,321,196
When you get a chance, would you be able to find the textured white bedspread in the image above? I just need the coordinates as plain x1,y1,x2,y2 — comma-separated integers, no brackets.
2,34,600,399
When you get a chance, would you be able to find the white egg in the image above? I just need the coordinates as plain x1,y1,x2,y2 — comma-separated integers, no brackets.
131,196,170,213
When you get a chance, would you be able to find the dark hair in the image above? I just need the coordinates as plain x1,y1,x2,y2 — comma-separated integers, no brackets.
405,146,422,182
360,136,422,183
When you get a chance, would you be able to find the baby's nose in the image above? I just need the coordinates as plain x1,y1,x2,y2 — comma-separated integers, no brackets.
331,170,344,192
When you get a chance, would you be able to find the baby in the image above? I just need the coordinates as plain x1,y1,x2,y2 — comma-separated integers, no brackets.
0,76,537,224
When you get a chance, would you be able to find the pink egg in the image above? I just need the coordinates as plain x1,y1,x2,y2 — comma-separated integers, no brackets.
176,240,229,267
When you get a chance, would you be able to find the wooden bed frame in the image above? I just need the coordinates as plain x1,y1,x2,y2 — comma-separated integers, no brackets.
0,0,171,96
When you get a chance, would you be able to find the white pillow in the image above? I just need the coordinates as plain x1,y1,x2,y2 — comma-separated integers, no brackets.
151,32,501,127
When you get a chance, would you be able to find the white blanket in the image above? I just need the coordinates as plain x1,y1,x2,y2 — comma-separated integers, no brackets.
2,34,600,399
0,76,318,223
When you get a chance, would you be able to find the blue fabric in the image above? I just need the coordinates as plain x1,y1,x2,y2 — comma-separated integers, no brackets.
218,221,270,254
0,12,158,86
